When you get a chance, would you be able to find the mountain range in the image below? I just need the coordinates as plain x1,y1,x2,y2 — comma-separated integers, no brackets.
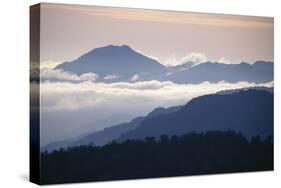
119,89,273,141
42,88,273,153
42,105,183,152
167,61,273,84
55,45,273,84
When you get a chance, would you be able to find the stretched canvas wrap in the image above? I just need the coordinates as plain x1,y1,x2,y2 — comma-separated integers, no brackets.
30,3,274,185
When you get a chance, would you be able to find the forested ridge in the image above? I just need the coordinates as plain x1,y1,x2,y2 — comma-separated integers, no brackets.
41,131,273,184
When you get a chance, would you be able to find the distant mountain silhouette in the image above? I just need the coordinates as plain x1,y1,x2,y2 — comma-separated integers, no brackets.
42,88,273,152
69,105,183,147
42,139,72,153
253,61,273,72
69,117,143,148
119,90,273,141
55,45,273,84
42,105,183,152
216,86,273,95
56,45,166,82
146,105,183,118
167,61,273,84
41,133,90,153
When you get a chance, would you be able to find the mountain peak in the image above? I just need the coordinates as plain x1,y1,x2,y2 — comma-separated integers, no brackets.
102,44,131,49
89,44,134,54
120,44,131,49
147,107,166,118
56,44,166,79
239,62,250,66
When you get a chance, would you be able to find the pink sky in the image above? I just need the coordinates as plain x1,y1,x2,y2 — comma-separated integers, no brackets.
40,3,273,65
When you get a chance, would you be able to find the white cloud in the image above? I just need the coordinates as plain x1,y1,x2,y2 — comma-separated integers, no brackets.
130,74,140,82
217,57,230,64
40,61,63,69
40,80,273,111
124,50,209,67
80,72,100,81
163,52,208,66
104,74,118,80
41,68,79,81
41,68,99,82
216,57,241,64
182,53,208,66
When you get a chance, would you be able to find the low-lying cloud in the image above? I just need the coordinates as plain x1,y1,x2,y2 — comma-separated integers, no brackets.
40,80,273,111
41,67,99,82
39,79,273,146
103,74,118,80
40,61,63,69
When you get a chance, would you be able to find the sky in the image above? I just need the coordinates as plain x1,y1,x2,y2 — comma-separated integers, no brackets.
38,3,274,146
40,3,274,66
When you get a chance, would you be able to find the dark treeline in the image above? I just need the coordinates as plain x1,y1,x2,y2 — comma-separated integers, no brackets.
41,131,273,184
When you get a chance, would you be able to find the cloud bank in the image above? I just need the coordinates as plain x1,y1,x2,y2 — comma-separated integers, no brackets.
41,67,99,82
40,80,273,112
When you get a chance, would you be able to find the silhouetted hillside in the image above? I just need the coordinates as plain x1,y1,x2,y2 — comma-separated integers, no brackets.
41,131,273,184
69,117,143,147
42,105,183,152
216,86,273,95
119,90,273,141
41,133,90,153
